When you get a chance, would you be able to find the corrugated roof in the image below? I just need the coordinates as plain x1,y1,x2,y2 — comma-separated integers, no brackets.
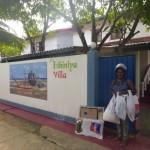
123,41,150,51
1,47,76,63
104,36,150,46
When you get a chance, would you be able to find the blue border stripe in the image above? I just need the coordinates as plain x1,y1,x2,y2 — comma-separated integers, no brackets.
0,98,75,124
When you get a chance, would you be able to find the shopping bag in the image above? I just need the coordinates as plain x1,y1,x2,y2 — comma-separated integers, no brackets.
126,90,136,122
131,94,139,119
103,95,120,124
115,93,127,120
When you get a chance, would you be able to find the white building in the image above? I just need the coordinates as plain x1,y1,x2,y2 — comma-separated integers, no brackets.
22,21,150,55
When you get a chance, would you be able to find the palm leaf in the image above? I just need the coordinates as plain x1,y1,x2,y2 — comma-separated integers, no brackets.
0,26,23,49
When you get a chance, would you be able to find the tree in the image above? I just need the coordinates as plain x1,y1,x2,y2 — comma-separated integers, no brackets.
140,0,150,31
0,0,60,52
49,0,150,53
0,20,23,57
1,0,149,54
30,0,59,51
0,1,24,57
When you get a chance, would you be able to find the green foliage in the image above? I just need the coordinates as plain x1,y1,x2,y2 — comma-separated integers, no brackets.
0,44,22,57
0,0,150,53
0,0,62,52
0,21,24,56
0,27,23,48
0,0,24,56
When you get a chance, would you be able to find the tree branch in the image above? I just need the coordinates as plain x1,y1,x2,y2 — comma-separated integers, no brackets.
49,5,73,24
91,0,96,42
97,9,132,51
96,0,113,35
118,15,140,50
69,0,88,52
49,1,88,52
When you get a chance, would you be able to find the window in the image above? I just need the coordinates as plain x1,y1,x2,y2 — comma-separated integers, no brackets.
36,42,42,51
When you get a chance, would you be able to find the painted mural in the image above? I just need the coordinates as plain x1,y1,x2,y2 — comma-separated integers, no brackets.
10,62,47,100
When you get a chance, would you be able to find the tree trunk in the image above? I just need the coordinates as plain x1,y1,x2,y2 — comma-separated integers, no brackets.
91,0,97,44
25,28,35,53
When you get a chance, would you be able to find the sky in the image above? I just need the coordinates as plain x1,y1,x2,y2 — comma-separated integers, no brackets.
5,21,24,38
6,19,72,38
10,62,47,79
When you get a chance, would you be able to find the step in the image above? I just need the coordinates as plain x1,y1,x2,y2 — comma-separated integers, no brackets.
144,89,150,93
144,93,150,97
140,97,150,102
144,90,150,97
140,101,150,108
146,84,150,90
140,100,150,104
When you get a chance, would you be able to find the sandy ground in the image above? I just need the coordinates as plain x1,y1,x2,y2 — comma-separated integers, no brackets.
138,108,150,137
0,110,110,150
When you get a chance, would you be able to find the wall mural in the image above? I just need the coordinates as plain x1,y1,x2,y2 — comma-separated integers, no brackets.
10,62,47,100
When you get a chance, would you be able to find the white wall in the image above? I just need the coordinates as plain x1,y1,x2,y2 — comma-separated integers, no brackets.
133,22,150,38
45,35,57,51
73,32,83,46
56,32,73,49
0,54,87,119
103,22,150,43
22,42,31,55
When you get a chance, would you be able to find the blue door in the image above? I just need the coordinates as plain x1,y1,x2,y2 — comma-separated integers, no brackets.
99,55,136,133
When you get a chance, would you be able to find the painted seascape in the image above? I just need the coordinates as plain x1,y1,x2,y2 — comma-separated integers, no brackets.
10,62,47,100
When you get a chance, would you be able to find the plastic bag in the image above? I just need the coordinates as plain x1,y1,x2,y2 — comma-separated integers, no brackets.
75,118,104,139
126,90,136,122
128,91,139,119
115,93,127,120
133,95,139,119
103,95,120,124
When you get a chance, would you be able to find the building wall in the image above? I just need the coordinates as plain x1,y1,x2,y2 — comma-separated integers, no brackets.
22,21,149,54
45,34,57,51
139,50,149,79
134,22,150,38
73,32,83,46
56,32,73,49
0,54,87,120
22,42,31,55
84,21,150,43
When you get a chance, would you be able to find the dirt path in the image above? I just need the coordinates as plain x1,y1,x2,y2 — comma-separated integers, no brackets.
0,111,110,150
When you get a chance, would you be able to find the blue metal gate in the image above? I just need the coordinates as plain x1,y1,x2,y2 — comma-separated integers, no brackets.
99,55,136,133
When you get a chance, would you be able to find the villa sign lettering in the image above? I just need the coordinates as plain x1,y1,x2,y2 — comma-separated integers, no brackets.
50,59,77,78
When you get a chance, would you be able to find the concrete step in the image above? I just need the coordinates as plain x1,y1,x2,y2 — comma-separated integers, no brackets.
144,90,150,97
146,84,150,90
140,97,150,103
